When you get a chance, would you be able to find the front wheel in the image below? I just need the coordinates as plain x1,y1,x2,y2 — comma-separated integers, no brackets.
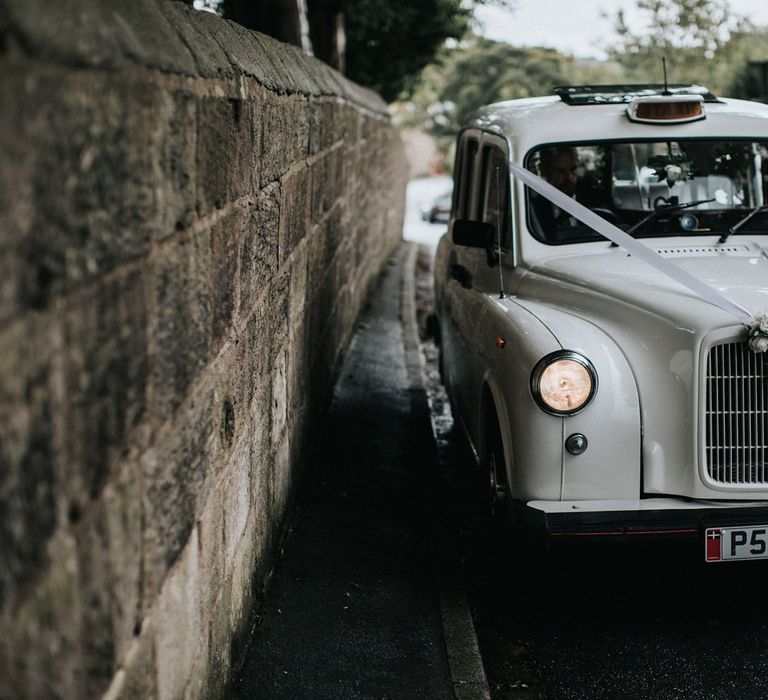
484,417,509,529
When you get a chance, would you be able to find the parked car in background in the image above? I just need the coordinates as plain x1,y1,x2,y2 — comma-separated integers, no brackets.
421,190,452,223
433,84,768,561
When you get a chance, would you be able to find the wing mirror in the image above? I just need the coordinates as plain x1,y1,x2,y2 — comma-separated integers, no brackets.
451,219,498,266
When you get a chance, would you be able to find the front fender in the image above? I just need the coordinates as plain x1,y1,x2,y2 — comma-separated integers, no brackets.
480,297,641,502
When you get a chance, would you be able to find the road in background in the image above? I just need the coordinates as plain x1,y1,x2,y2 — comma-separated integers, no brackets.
403,176,452,250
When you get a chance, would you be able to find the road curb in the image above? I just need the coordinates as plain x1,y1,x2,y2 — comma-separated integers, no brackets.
400,242,492,700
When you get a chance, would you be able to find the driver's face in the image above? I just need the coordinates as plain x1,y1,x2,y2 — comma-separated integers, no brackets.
542,152,579,196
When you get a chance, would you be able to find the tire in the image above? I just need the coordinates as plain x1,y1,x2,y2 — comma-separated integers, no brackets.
484,414,509,530
485,411,548,568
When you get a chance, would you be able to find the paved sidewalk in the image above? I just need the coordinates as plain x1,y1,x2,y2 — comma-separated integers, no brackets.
232,244,486,699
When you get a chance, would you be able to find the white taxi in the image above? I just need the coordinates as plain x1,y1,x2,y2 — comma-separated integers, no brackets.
433,84,768,561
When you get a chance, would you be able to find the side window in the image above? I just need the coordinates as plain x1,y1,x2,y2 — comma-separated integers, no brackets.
455,137,478,220
482,147,510,246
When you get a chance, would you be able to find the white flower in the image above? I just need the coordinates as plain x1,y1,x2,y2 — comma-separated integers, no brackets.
749,334,768,353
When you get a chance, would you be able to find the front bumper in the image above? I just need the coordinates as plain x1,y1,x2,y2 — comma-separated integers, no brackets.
518,497,768,543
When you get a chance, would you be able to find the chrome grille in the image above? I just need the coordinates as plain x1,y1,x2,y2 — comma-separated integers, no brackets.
706,342,768,485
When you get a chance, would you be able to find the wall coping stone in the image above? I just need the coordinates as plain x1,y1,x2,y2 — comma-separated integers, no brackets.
0,0,389,114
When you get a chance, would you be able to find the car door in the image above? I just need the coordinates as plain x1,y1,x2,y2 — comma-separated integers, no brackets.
442,132,513,446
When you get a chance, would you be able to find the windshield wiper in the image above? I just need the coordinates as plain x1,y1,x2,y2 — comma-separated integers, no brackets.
610,197,715,246
719,204,768,243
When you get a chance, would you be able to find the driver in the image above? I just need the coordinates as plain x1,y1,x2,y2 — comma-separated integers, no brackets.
541,146,579,197
530,147,582,238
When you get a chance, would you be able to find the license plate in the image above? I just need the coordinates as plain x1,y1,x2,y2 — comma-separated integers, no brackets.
705,526,768,562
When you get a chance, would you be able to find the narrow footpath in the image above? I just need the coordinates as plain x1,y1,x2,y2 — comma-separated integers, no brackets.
232,244,486,699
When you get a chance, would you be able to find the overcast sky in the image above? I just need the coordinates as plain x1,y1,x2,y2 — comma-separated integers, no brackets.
474,0,768,59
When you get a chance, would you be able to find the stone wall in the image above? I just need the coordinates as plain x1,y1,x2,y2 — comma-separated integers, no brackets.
0,1,406,697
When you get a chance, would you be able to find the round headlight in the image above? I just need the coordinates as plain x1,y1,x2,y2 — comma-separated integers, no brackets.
531,351,597,416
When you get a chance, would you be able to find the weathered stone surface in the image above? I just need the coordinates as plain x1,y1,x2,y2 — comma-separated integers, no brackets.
0,1,406,697
279,166,310,263
260,93,310,186
1,0,196,74
1,541,81,700
154,527,203,700
196,96,260,216
155,90,198,241
210,208,241,347
142,383,216,598
0,316,59,610
223,449,251,573
239,183,280,318
102,617,157,700
157,1,234,79
311,148,343,224
151,228,212,425
62,268,149,502
8,78,161,311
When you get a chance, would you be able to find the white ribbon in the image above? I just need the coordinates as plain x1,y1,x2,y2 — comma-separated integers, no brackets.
509,162,754,326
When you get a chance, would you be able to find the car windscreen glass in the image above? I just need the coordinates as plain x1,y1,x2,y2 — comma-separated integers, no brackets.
525,139,768,245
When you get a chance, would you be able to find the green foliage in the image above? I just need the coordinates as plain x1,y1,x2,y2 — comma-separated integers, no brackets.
344,0,473,101
606,0,766,96
402,36,623,152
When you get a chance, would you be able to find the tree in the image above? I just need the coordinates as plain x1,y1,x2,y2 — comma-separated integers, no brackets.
607,0,745,90
343,0,473,101
402,37,608,142
217,0,512,102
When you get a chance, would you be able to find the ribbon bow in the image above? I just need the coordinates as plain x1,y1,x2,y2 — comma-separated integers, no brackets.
748,312,768,353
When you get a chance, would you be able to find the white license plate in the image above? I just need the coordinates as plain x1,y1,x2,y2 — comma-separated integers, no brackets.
705,526,768,562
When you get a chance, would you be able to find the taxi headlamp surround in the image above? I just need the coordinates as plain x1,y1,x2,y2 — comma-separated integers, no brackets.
530,351,598,416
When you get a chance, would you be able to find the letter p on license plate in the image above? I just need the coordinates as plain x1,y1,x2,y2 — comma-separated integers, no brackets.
705,526,768,562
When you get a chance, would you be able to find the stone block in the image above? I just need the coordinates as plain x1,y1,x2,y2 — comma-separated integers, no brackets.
195,482,224,625
269,436,292,527
150,227,212,426
154,527,203,700
73,503,117,696
266,270,289,364
309,100,350,156
260,92,309,186
1,541,82,699
102,617,157,700
196,96,259,216
142,380,216,599
242,303,271,409
279,166,310,264
310,148,343,224
270,349,289,451
238,183,280,319
0,315,60,610
223,449,251,574
72,465,142,693
11,77,159,310
210,208,242,348
155,90,198,241
0,73,35,322
61,268,149,502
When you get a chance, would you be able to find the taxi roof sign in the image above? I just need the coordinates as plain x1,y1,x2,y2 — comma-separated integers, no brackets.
626,94,706,124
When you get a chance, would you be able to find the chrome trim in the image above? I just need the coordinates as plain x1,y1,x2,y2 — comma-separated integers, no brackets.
530,350,598,417
704,340,768,486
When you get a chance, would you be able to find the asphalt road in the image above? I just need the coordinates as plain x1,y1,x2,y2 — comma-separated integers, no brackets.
413,247,768,700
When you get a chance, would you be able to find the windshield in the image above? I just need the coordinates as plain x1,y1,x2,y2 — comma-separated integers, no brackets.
526,139,768,244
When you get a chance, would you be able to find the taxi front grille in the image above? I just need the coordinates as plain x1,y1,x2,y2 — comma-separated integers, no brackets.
705,341,768,485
